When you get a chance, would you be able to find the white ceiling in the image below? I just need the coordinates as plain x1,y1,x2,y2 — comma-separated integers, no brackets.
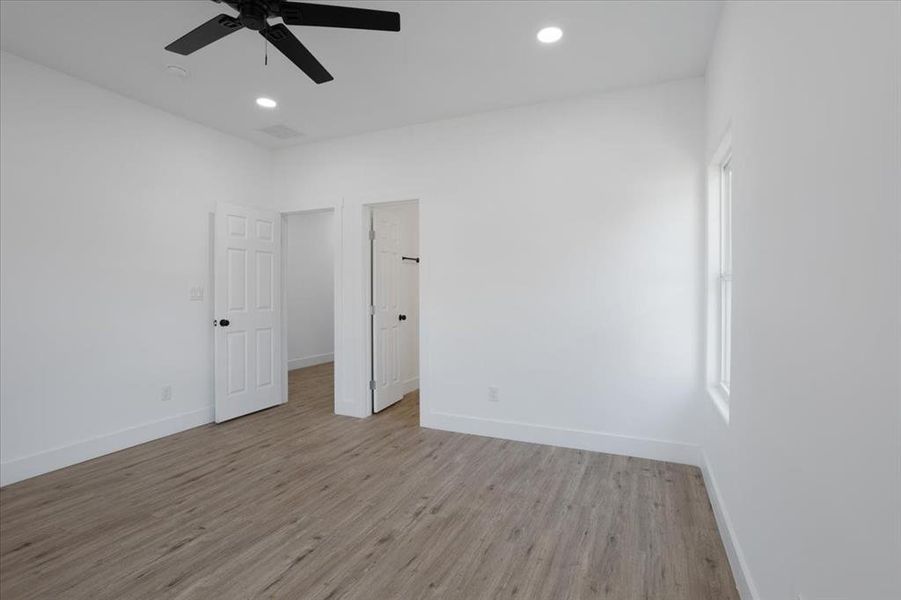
0,1,722,148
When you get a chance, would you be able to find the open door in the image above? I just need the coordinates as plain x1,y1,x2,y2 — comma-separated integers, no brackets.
371,207,405,412
214,203,282,422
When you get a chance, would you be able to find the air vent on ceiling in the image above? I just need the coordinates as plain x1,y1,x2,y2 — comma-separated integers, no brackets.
258,125,304,139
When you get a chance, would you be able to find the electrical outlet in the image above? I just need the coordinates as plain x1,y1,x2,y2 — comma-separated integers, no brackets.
161,385,172,402
488,386,500,402
189,285,204,301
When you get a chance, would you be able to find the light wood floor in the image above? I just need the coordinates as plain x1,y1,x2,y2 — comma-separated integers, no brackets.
0,363,738,599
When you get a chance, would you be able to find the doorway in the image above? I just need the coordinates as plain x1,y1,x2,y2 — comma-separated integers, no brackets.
368,201,420,413
283,208,337,408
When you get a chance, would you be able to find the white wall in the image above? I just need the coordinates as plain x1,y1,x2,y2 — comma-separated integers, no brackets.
285,211,335,370
0,52,274,485
702,2,901,599
272,79,706,463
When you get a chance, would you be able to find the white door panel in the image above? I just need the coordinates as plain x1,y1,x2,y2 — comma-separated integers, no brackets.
215,204,282,422
372,209,404,412
397,206,420,390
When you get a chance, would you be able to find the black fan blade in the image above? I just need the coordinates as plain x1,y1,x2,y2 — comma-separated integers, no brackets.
279,2,400,32
165,14,243,55
261,24,334,84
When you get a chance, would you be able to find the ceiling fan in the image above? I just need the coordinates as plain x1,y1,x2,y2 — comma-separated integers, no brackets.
165,0,400,84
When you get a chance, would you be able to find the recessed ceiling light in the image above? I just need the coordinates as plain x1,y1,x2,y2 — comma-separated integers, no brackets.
537,26,563,44
256,97,278,109
166,64,188,78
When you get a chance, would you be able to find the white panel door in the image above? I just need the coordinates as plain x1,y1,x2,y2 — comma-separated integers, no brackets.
396,205,419,394
214,203,282,422
372,208,404,412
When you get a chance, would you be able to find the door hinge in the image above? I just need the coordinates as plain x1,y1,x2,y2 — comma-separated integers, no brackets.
369,229,376,241
368,305,375,316
369,380,376,391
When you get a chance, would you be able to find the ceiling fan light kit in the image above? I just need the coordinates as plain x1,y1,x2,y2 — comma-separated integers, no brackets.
165,0,401,84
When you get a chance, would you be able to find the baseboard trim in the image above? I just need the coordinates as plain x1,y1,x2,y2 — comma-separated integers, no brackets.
422,410,702,466
0,406,214,487
700,451,760,600
402,377,419,396
288,353,334,371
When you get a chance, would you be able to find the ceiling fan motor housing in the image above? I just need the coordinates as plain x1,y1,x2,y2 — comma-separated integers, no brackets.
236,0,273,30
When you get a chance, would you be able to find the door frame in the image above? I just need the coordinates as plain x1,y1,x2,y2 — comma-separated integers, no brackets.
279,207,341,409
362,199,420,417
267,196,422,420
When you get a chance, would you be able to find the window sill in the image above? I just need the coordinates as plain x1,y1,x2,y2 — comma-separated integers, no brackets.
707,385,730,425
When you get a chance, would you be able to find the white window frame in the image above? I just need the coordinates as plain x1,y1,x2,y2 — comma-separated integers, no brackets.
719,155,733,395
706,130,733,423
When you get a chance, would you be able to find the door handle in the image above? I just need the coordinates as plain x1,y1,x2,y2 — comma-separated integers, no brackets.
398,314,407,321
215,319,230,327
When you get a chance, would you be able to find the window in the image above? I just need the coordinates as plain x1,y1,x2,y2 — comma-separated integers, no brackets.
718,157,733,394
706,131,732,422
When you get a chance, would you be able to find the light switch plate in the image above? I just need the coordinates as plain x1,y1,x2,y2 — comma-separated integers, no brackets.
189,285,204,301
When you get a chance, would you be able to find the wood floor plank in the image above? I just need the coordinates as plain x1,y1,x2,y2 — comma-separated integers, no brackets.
0,363,739,599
